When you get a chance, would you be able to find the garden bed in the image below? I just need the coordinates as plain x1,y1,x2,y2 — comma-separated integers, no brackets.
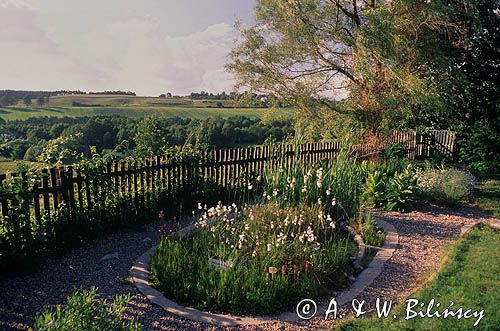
149,202,359,316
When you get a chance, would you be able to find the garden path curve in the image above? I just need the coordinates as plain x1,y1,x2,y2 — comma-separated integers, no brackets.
0,205,496,330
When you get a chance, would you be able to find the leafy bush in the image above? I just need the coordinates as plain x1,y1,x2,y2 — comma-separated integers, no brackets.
151,202,357,315
414,168,475,205
458,120,500,175
33,287,141,331
362,165,416,212
384,166,416,212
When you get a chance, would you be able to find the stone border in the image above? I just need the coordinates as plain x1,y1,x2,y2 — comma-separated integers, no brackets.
130,219,399,327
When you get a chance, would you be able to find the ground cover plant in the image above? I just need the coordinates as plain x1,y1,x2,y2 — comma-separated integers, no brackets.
337,227,500,331
473,176,500,218
414,167,476,205
33,287,142,331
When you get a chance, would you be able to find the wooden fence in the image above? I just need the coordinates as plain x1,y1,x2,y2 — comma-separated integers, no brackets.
391,130,456,159
0,130,456,221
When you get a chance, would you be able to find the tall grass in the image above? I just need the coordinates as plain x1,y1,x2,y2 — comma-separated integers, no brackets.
261,145,364,222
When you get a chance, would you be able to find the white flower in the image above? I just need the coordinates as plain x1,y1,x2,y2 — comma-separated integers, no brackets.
267,243,273,252
326,188,331,196
331,198,337,206
248,184,253,190
318,198,322,205
198,203,202,210
306,226,315,242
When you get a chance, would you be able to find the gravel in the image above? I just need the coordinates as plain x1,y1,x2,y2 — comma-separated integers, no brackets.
0,205,496,331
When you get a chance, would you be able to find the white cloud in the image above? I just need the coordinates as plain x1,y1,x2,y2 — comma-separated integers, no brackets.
0,1,239,95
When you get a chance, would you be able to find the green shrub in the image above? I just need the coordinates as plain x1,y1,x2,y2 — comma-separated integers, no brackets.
458,120,500,175
414,168,475,205
362,165,416,212
33,287,141,331
384,165,416,212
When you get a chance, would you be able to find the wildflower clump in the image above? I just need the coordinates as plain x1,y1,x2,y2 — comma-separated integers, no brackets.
150,201,357,315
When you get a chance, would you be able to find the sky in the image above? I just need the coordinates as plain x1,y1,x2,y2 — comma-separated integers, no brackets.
0,0,256,96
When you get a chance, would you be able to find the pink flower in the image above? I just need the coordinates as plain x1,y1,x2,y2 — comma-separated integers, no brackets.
188,254,192,265
305,260,311,273
293,265,298,274
282,265,287,274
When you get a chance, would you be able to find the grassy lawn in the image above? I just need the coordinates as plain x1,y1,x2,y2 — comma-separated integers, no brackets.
473,176,500,218
337,227,499,330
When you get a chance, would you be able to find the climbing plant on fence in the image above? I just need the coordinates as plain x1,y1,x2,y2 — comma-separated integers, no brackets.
0,130,455,274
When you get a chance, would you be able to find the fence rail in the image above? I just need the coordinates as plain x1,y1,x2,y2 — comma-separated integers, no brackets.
0,130,455,220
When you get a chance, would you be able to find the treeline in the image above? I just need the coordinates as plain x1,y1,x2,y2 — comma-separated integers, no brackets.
0,116,293,165
0,90,60,107
0,90,137,107
87,91,136,96
188,91,290,108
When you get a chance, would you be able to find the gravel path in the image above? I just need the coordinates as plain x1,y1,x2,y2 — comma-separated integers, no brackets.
0,205,496,331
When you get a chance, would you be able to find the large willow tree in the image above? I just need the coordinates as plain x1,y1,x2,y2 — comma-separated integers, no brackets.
227,0,472,138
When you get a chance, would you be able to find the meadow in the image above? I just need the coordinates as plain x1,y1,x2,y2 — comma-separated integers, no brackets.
0,95,279,121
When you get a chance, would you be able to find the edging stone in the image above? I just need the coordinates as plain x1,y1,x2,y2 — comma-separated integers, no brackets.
130,219,399,326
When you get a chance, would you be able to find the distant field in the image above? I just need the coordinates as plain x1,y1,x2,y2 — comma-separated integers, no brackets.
0,95,286,121
0,160,18,174
47,95,241,108
0,106,272,121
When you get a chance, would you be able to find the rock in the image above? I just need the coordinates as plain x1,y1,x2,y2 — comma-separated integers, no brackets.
100,252,119,261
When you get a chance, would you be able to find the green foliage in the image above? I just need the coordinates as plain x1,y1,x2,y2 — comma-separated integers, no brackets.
362,171,386,209
362,164,416,212
352,212,385,248
473,176,500,218
0,115,294,169
0,170,47,274
38,134,86,165
33,287,141,331
133,116,169,157
261,146,364,222
457,120,500,175
339,227,500,330
414,168,476,205
384,166,416,212
151,202,356,315
0,152,158,274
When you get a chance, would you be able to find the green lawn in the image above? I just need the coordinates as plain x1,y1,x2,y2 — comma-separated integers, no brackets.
473,176,500,218
337,227,499,330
